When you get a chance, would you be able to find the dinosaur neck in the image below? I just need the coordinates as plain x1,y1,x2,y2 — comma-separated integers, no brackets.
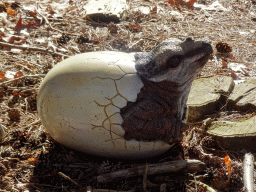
140,77,193,121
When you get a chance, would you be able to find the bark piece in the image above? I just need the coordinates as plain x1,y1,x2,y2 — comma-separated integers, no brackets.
243,153,255,192
97,160,206,183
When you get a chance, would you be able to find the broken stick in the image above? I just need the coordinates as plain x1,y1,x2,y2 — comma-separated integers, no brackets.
97,159,205,183
243,153,255,192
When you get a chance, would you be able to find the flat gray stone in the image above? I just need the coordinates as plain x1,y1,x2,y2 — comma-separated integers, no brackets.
206,116,256,152
83,0,128,22
228,79,256,111
187,76,234,122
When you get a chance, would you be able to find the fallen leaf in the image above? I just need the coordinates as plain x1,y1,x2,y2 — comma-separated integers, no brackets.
151,6,157,12
13,91,19,97
14,16,25,31
14,71,23,78
22,62,34,68
0,72,6,79
8,36,25,45
222,59,228,68
224,154,231,174
56,58,62,62
31,10,37,17
27,21,40,29
28,158,39,163
7,7,18,16
14,16,40,31
230,72,237,79
125,23,142,32
168,0,175,4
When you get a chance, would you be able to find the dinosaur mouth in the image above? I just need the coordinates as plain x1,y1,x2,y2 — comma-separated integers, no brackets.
196,52,212,66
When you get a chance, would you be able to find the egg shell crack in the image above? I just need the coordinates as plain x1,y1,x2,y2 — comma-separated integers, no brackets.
38,51,172,158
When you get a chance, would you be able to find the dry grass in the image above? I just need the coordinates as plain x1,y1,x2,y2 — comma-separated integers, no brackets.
0,0,255,191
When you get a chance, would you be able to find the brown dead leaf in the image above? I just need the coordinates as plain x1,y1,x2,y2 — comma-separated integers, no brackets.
168,0,184,5
230,72,237,79
22,62,34,68
0,72,6,79
151,6,157,13
221,59,228,68
168,0,175,4
27,21,40,29
8,36,25,45
6,7,18,16
55,58,62,62
14,16,25,31
14,71,23,78
125,23,142,32
0,31,6,39
14,16,40,31
168,0,196,7
31,10,37,17
28,158,39,163
13,91,19,97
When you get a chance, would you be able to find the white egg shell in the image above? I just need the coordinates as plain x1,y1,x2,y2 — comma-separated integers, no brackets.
38,51,172,158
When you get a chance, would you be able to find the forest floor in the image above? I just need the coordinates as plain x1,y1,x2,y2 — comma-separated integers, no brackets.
0,0,256,191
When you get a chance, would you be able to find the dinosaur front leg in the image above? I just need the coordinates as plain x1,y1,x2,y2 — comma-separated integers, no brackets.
121,100,187,143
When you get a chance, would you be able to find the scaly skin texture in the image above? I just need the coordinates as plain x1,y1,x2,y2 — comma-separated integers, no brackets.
121,79,187,143
121,37,213,143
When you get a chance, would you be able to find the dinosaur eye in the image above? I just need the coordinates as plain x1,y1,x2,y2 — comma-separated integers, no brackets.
166,56,181,68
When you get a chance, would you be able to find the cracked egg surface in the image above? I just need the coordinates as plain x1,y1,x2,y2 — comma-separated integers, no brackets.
38,52,171,158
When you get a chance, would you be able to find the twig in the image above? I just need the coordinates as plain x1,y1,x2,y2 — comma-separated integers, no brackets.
37,10,64,34
97,160,205,183
0,74,45,86
190,180,217,192
243,153,255,192
58,172,80,187
0,42,69,57
90,188,135,192
143,163,148,191
0,123,5,140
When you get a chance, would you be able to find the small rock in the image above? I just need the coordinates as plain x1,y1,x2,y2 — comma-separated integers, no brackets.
83,0,128,23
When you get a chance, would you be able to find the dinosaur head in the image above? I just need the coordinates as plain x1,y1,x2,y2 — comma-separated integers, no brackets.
135,37,213,85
